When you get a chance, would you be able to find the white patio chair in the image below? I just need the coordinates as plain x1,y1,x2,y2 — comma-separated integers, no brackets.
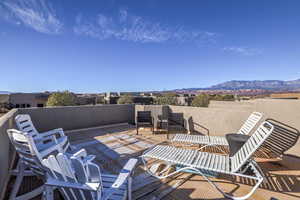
141,121,274,200
15,114,71,152
42,149,138,200
172,112,263,148
7,129,75,200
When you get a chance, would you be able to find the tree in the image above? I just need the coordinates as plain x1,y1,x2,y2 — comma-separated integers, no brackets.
117,95,134,104
96,96,105,104
209,94,235,101
46,91,77,107
209,94,223,101
191,94,210,107
0,102,11,113
154,93,178,105
222,94,235,101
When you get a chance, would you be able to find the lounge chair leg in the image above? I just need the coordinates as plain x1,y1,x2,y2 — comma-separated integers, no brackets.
196,163,263,200
142,156,263,200
42,186,54,200
9,160,44,200
127,176,132,200
9,161,25,200
184,166,263,200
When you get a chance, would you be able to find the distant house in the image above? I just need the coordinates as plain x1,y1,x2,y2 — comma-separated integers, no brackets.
0,93,50,108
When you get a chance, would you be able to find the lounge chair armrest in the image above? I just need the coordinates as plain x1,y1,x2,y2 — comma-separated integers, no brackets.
84,154,96,162
34,134,57,143
39,136,69,156
40,128,65,138
46,178,100,191
111,158,138,189
70,149,96,164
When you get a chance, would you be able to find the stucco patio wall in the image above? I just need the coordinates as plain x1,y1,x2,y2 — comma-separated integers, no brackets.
19,104,135,132
0,109,19,199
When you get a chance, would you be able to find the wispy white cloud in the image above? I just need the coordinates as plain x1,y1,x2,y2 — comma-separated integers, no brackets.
223,46,262,56
0,0,63,34
74,8,218,44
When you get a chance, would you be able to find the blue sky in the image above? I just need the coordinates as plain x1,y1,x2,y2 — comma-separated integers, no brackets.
0,0,300,93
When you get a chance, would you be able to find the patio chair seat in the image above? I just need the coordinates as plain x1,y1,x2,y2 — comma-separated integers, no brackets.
144,145,231,173
172,134,229,146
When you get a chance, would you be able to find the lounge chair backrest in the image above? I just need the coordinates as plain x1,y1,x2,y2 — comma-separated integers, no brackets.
237,112,263,135
231,121,274,172
15,114,39,137
42,151,103,200
7,129,45,176
264,118,300,157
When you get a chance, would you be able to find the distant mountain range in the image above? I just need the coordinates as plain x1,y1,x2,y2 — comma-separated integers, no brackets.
174,79,300,92
2,79,300,95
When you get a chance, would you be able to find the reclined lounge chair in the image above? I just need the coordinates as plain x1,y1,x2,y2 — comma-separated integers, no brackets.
15,114,71,152
172,112,263,147
141,121,274,200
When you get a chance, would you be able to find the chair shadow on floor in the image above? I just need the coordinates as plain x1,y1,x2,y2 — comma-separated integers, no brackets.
161,162,300,200
226,162,300,199
165,168,300,200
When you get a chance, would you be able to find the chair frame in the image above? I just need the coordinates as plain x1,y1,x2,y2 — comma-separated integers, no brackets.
141,121,274,200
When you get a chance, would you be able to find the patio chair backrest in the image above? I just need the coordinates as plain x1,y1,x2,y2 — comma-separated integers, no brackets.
42,151,103,200
7,129,45,176
237,112,263,135
15,114,39,137
137,111,152,123
231,121,274,172
168,112,184,124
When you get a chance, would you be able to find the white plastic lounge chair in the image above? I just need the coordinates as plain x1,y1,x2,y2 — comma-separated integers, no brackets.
7,129,73,200
42,149,138,200
15,114,71,152
142,121,274,200
172,112,263,147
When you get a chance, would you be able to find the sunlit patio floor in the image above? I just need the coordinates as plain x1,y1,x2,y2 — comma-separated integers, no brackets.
6,123,300,200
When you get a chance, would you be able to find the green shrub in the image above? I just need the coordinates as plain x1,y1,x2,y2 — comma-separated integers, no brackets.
209,94,235,101
222,94,235,101
46,91,77,107
96,96,105,104
191,94,210,107
117,95,134,104
154,93,178,105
